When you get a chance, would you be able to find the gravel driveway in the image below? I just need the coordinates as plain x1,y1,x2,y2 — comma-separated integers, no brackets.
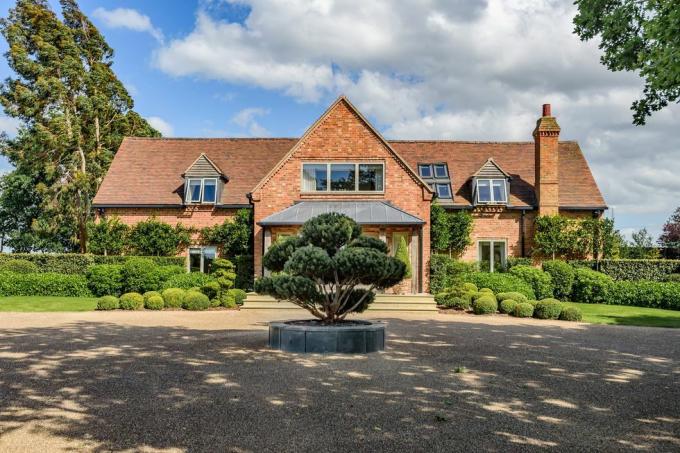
0,310,678,452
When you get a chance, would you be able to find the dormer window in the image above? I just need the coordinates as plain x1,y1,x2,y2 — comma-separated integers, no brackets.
185,178,218,204
419,162,452,201
476,179,507,204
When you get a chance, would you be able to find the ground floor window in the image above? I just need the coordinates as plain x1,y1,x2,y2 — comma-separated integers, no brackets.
478,240,506,272
189,246,217,273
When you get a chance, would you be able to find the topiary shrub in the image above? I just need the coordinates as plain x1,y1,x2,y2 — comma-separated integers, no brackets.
497,292,528,303
143,291,162,303
499,299,518,314
119,292,144,310
527,300,539,307
533,299,563,320
212,258,237,306
0,259,39,274
96,295,119,310
464,272,535,299
572,268,613,304
162,288,186,309
228,288,247,305
255,213,407,323
509,265,553,299
479,288,493,293
513,302,534,318
559,306,583,321
200,281,220,300
121,258,160,293
462,282,478,293
436,291,472,310
472,297,497,315
145,295,165,310
162,272,215,290
542,260,575,300
182,290,210,310
86,264,124,297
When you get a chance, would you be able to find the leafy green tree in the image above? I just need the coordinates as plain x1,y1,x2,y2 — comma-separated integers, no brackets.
430,203,473,257
574,0,680,125
87,216,129,256
533,215,573,259
0,0,158,252
395,236,412,279
621,227,659,259
254,213,406,323
200,208,252,257
659,207,680,255
128,218,192,256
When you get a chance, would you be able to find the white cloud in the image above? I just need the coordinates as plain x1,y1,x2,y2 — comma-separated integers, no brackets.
154,0,679,223
0,115,21,138
231,108,270,136
93,7,164,43
146,116,174,137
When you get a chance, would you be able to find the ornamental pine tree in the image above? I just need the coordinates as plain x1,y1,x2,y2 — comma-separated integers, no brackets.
254,213,406,323
395,236,412,279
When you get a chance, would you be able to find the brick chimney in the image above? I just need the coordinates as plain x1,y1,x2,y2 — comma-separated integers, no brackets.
533,103,560,215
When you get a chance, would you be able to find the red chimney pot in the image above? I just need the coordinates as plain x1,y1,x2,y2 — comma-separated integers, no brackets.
542,104,551,117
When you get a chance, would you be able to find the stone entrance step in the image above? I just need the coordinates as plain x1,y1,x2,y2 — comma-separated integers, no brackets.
242,293,437,312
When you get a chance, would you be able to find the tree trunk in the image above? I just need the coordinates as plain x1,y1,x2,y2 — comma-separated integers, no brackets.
79,219,88,253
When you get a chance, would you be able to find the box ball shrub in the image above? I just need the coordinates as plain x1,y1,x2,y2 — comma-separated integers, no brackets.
162,288,186,308
143,291,162,303
145,295,165,310
542,260,575,300
119,292,144,310
183,290,210,310
509,265,554,300
462,282,478,293
228,288,247,306
479,288,494,293
572,268,613,304
0,259,39,274
97,295,119,310
86,264,123,297
497,292,528,303
162,272,216,290
473,297,497,315
200,281,220,300
513,302,534,318
559,306,583,322
437,292,471,310
464,273,535,299
533,299,563,320
499,299,518,314
121,258,160,293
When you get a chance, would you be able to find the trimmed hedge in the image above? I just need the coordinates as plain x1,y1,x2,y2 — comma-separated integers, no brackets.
183,291,210,310
119,292,144,310
570,259,680,282
0,253,184,275
464,273,535,299
513,302,534,318
430,255,477,294
97,295,119,310
162,272,216,290
86,265,123,297
0,272,91,297
609,280,680,310
509,265,553,299
0,259,39,274
572,268,613,304
559,307,583,321
542,260,575,300
121,258,160,293
533,299,562,320
162,288,186,308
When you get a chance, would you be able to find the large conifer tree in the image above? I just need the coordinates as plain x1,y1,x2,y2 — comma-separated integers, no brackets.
0,0,158,252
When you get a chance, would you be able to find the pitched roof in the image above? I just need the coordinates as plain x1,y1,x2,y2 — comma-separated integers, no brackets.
93,138,605,210
259,201,425,226
391,140,606,208
93,137,297,206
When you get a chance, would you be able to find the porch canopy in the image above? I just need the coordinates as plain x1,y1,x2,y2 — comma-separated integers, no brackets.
258,201,425,226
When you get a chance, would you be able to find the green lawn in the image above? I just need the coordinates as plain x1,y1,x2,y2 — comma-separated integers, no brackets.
565,302,680,328
0,296,98,312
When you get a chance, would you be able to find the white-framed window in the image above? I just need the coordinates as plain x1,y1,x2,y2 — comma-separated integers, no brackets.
302,162,384,192
185,178,218,204
418,164,433,178
478,240,506,272
433,164,448,178
189,246,217,273
435,183,452,199
476,179,507,204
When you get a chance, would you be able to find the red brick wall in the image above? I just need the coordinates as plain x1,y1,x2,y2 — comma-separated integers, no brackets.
252,99,431,292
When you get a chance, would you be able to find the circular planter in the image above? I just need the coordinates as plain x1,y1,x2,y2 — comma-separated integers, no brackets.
269,320,385,353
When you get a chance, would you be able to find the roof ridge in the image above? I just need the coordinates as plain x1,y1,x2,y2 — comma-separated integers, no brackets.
123,137,579,145
124,137,298,141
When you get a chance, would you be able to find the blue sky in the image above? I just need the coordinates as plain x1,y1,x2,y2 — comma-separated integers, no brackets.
0,0,678,241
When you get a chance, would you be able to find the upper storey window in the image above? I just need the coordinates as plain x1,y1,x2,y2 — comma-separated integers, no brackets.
302,163,384,192
419,162,452,200
185,178,217,204
476,179,507,204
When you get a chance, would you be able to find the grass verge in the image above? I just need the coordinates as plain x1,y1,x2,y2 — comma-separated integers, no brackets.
0,296,98,312
564,302,680,328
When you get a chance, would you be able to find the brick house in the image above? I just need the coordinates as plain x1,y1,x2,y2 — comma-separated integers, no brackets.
93,97,605,294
